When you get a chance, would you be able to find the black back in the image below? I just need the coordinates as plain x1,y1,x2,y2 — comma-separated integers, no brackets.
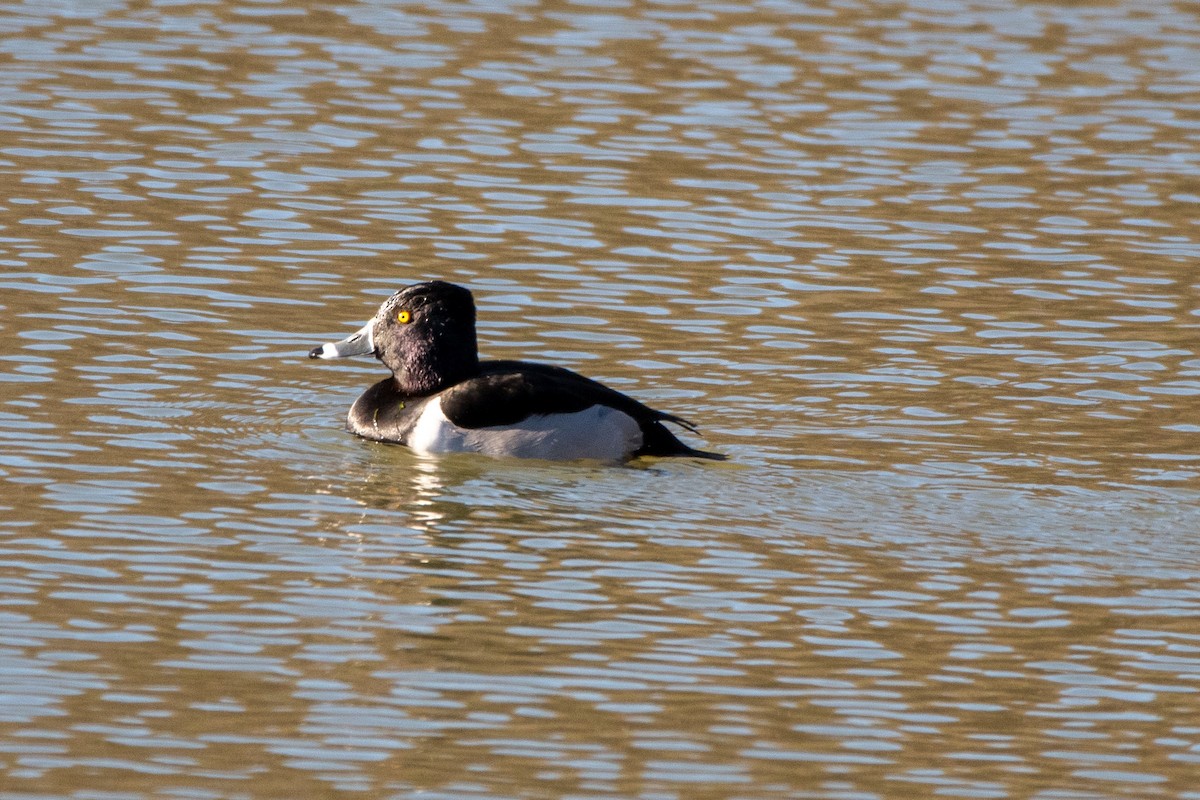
439,361,722,459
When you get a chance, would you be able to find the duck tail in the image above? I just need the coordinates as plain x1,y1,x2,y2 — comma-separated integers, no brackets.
637,417,726,460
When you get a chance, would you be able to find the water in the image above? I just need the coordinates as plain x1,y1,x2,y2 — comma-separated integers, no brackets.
2,1,1200,798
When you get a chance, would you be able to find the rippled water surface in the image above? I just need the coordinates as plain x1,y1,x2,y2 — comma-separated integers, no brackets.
3,1,1200,798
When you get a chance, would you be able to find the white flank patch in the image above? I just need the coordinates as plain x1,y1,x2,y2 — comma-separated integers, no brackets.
409,398,643,461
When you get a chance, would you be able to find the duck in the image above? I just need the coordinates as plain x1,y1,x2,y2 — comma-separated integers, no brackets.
309,280,722,462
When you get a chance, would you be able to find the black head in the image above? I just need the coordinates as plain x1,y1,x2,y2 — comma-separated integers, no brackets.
376,281,478,393
311,280,480,396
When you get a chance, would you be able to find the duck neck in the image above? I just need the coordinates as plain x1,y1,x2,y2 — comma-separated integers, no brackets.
393,337,479,396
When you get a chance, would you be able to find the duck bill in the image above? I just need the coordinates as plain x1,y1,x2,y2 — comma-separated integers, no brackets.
309,321,375,359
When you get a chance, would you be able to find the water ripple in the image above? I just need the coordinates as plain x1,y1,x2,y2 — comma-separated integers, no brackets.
2,1,1200,797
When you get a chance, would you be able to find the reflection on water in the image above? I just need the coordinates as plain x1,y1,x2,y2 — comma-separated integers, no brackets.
3,0,1200,797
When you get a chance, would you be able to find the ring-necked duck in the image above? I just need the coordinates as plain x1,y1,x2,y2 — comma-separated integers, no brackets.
309,280,722,462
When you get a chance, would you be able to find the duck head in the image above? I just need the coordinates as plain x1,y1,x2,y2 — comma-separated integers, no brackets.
309,280,479,396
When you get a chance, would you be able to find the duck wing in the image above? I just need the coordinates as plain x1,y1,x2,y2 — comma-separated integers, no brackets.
438,361,721,459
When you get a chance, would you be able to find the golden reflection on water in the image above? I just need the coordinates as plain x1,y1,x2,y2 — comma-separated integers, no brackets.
2,1,1200,798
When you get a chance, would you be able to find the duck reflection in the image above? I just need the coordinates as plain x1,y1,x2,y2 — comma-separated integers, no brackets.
337,445,612,542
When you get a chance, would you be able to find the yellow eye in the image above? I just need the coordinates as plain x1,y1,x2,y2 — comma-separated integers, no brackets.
397,310,411,324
